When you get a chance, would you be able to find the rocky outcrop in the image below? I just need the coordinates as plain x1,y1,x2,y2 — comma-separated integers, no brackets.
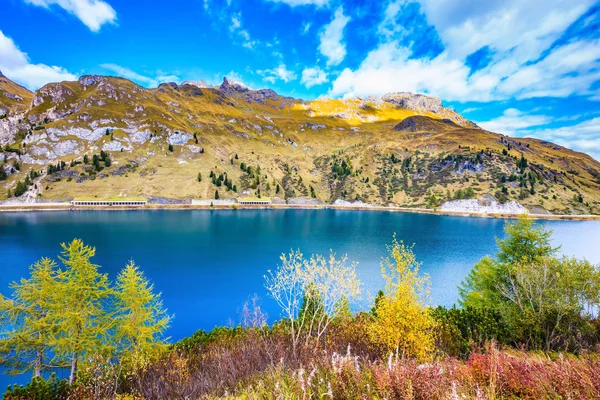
46,127,105,142
219,77,250,95
440,199,527,214
147,196,189,204
0,115,25,144
383,92,443,113
333,199,372,207
288,197,324,205
103,140,132,152
167,131,193,145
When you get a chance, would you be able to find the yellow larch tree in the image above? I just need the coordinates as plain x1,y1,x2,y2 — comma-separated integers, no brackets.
113,261,171,371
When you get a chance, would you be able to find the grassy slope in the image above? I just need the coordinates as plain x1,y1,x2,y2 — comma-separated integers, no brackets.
2,76,600,214
0,74,34,114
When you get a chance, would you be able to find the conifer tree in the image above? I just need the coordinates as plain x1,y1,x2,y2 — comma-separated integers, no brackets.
53,240,113,384
113,262,170,368
0,258,59,377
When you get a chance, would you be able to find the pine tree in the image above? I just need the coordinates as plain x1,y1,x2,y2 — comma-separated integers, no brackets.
168,144,174,152
215,190,219,200
197,172,202,182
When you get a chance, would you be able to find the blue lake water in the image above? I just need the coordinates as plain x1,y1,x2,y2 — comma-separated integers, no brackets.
1,209,600,386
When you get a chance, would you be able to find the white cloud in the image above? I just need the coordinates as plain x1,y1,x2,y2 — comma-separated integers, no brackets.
378,0,409,39
527,118,600,161
0,30,76,90
478,109,600,160
25,0,117,32
301,67,328,87
329,41,473,100
496,40,600,99
301,21,311,35
257,63,297,83
330,36,600,102
319,7,350,66
224,71,250,88
100,63,179,87
478,108,552,136
330,1,600,102
414,0,594,62
229,11,257,48
156,74,180,83
266,0,329,7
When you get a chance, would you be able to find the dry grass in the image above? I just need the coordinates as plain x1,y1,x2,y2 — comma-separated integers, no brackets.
126,325,600,400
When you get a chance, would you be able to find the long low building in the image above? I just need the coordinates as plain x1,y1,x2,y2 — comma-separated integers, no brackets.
237,197,272,205
71,199,147,206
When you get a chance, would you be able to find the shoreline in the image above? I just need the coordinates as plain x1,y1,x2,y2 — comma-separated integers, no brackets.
0,202,599,221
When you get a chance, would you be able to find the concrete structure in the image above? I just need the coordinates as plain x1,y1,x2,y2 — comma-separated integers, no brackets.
237,197,272,205
71,199,147,206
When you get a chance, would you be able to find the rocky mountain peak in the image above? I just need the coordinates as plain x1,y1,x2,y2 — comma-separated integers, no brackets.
78,75,106,87
220,77,250,93
382,92,443,113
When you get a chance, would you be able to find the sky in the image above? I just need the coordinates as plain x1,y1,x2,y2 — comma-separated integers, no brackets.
1,0,600,159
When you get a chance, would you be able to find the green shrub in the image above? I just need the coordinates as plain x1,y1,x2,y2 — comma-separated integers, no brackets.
3,374,70,400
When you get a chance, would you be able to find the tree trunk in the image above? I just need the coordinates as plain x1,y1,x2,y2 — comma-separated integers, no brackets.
34,348,42,378
69,352,78,385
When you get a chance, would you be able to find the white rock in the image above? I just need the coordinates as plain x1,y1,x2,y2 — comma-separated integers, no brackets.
130,130,152,143
46,127,104,142
440,199,526,214
167,131,193,145
103,141,132,152
187,145,203,153
333,199,372,207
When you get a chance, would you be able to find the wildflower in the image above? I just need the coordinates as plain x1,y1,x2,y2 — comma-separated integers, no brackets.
327,381,333,399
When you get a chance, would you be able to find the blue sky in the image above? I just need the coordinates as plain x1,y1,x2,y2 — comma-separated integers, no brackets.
1,0,600,159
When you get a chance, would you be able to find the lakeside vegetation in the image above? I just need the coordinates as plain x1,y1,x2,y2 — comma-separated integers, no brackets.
1,216,600,399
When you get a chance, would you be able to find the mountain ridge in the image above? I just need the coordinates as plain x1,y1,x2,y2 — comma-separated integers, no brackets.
0,72,598,215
